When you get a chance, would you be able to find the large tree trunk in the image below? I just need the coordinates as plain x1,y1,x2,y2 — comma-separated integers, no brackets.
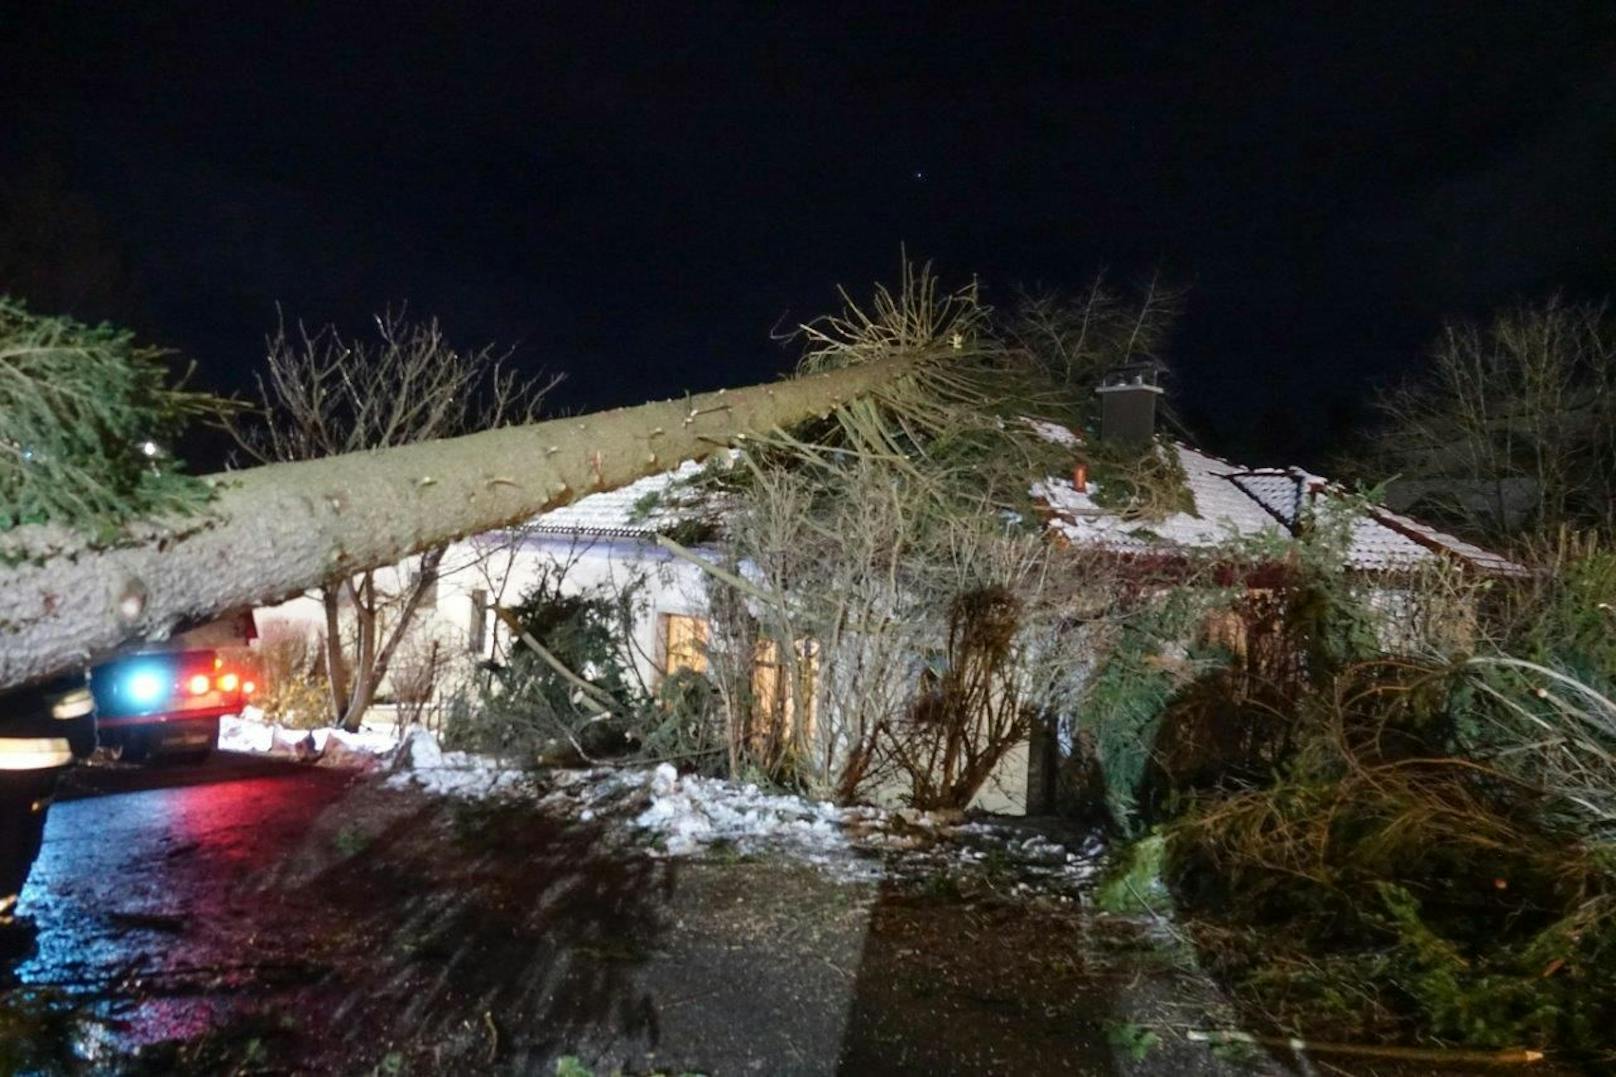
0,354,918,691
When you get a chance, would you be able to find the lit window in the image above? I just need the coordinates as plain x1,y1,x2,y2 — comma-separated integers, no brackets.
663,614,709,675
752,637,818,733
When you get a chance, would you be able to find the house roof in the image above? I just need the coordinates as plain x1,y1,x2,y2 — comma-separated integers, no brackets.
522,459,717,540
1026,424,1525,575
520,426,1525,576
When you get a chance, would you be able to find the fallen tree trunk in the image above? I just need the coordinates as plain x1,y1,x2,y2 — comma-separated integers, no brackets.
0,354,917,691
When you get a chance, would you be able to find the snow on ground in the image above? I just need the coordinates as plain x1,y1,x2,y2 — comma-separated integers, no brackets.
1023,416,1083,448
604,763,1100,893
221,710,397,764
223,711,533,797
383,727,534,799
634,762,851,863
223,712,1102,894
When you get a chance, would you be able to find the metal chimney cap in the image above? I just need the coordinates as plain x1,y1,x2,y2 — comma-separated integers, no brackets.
1096,359,1167,393
1095,380,1165,395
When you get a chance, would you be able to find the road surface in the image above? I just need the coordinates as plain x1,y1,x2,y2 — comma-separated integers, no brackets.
6,752,362,1070
0,753,1450,1076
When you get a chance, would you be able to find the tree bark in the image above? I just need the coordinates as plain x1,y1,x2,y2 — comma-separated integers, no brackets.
0,353,919,691
320,587,349,723
343,572,379,732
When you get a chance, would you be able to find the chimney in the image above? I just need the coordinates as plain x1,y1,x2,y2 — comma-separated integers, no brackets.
1095,360,1165,449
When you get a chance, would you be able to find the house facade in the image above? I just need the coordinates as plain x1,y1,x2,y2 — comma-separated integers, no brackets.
254,415,1520,816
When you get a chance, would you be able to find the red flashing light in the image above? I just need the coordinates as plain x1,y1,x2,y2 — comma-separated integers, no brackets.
242,680,257,696
218,672,240,692
186,673,211,696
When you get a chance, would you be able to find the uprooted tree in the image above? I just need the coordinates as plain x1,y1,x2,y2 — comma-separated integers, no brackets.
0,298,937,693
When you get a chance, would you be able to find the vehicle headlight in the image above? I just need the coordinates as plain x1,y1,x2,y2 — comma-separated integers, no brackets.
50,688,95,720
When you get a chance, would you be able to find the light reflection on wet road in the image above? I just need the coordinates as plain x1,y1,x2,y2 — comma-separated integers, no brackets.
12,754,357,1051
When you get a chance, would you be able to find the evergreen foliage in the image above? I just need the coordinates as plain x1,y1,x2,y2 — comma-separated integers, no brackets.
448,564,728,771
0,297,220,534
1076,596,1225,834
1075,517,1616,1062
458,564,649,759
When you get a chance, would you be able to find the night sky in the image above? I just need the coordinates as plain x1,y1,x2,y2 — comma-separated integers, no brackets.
3,4,1614,468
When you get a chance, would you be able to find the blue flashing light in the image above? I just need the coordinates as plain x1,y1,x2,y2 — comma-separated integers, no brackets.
124,668,169,708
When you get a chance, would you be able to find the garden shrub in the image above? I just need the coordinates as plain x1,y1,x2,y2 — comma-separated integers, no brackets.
1138,549,1616,1062
253,625,334,730
897,585,1034,811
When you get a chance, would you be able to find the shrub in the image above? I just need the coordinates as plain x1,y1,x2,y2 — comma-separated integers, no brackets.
893,585,1033,811
1134,542,1616,1060
253,624,332,729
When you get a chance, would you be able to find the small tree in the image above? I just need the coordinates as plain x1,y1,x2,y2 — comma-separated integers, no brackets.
1369,297,1616,543
230,310,556,730
713,460,929,801
1003,273,1180,394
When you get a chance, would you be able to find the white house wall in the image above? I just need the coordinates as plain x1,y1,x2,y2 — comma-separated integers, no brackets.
254,532,714,694
490,533,715,688
251,530,1034,815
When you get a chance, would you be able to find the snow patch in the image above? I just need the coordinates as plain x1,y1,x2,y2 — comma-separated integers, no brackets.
220,717,1100,895
1023,417,1082,448
628,767,1100,892
219,713,275,754
635,766,852,862
384,728,532,799
220,712,397,769
1030,476,1104,515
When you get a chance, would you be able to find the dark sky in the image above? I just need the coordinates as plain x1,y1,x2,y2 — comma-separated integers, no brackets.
4,4,1614,467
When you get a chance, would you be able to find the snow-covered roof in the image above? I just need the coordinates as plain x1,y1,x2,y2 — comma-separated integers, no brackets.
523,459,718,539
1026,424,1524,574
520,427,1523,575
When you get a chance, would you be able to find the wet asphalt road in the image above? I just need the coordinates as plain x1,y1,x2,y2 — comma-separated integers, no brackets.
9,753,361,1061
